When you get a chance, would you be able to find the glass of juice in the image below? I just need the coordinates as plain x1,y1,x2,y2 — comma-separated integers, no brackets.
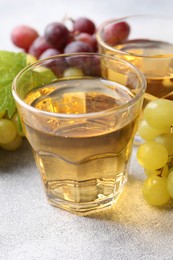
96,15,173,104
12,53,146,215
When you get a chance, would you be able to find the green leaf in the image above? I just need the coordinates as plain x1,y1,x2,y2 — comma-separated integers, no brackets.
17,67,57,99
0,51,26,118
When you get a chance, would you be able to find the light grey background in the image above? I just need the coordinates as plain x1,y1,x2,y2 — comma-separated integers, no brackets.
1,0,173,259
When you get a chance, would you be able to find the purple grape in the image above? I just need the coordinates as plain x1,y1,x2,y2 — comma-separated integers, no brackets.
84,55,101,76
44,57,68,77
28,36,52,58
74,33,98,52
65,54,101,77
44,22,70,50
73,17,96,35
64,41,93,53
103,21,130,45
39,48,61,59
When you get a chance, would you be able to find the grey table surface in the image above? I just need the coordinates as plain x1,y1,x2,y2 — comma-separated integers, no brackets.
1,0,173,259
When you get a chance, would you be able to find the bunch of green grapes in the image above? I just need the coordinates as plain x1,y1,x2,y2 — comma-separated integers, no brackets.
137,99,173,206
0,112,24,151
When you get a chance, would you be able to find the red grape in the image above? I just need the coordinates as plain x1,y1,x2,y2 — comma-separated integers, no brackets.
64,41,93,53
28,36,52,58
39,48,61,59
11,25,39,51
65,53,101,77
46,57,68,77
103,21,130,45
73,17,96,35
10,16,99,60
91,34,98,52
44,22,70,50
74,33,98,52
85,55,101,76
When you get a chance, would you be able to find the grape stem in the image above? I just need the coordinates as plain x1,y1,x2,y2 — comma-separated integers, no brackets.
158,168,163,177
162,91,173,99
61,15,75,27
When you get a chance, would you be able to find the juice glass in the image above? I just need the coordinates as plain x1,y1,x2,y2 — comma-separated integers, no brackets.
12,53,146,215
96,15,173,103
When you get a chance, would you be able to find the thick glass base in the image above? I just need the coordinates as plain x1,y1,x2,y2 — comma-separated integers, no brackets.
47,192,121,216
45,175,127,215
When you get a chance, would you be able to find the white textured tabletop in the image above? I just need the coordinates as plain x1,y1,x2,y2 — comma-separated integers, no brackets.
1,0,173,259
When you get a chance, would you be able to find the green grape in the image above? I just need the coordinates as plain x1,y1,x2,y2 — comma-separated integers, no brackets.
145,165,169,177
142,175,170,206
26,53,37,65
154,133,173,155
0,134,22,151
137,119,169,141
63,67,84,77
167,170,173,198
169,167,173,173
137,141,168,170
143,99,173,129
0,111,6,119
0,119,17,144
11,112,25,137
168,157,173,168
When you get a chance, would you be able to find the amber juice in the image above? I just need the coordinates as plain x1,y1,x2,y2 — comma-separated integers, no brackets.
23,78,139,214
104,40,173,102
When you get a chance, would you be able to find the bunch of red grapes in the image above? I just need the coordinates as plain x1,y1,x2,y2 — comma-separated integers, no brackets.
11,17,98,59
11,17,131,60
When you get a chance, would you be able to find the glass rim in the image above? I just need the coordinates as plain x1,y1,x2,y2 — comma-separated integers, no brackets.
12,52,146,119
96,14,173,58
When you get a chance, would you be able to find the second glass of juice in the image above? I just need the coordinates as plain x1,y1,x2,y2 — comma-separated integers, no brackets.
97,15,173,103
